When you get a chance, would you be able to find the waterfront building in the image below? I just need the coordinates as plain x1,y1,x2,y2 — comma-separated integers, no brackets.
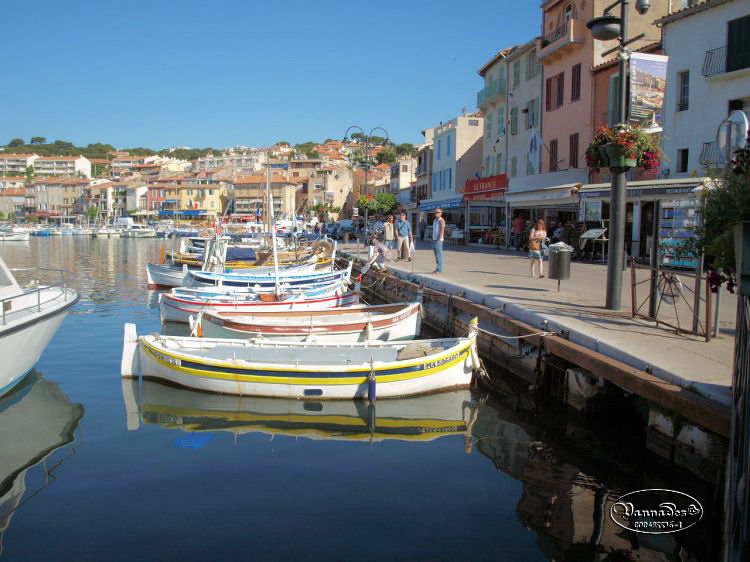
419,114,484,234
177,183,226,218
193,151,262,173
0,176,27,191
0,188,25,218
231,174,298,220
300,166,356,218
31,155,92,178
412,127,437,228
471,39,543,245
657,0,750,177
29,176,90,216
503,0,667,242
390,156,417,207
0,153,38,176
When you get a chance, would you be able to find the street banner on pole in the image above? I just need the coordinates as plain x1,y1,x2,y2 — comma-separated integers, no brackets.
629,53,668,128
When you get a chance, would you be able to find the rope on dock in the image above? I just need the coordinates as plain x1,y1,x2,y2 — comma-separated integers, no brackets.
475,326,562,340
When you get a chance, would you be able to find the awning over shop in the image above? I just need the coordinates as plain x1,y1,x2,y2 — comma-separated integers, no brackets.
505,183,581,208
463,174,507,201
419,198,463,211
159,210,210,216
577,179,704,200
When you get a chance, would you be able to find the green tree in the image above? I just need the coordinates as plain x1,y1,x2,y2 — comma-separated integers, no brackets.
358,192,397,215
25,166,35,182
396,143,416,157
376,148,397,165
274,141,291,147
31,136,46,145
8,138,24,147
696,145,750,292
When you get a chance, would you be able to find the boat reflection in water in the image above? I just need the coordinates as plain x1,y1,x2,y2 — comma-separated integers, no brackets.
122,379,477,446
0,373,84,554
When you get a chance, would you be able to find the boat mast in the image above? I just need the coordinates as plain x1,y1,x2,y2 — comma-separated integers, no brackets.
266,164,281,297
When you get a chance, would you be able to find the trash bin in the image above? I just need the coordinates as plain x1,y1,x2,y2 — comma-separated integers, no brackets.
548,242,573,280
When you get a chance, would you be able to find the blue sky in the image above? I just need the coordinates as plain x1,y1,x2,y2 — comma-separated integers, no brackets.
4,0,541,151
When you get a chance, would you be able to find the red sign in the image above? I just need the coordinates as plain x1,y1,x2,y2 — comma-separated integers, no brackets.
462,174,507,200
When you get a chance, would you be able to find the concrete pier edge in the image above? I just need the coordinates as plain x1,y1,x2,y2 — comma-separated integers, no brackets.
342,251,730,439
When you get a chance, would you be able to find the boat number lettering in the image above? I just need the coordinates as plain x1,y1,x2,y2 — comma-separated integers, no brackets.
423,351,459,370
391,311,411,324
154,350,182,366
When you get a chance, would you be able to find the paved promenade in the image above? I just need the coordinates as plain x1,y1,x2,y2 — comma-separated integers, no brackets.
338,238,737,407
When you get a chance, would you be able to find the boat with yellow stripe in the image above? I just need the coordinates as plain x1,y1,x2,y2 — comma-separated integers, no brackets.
121,319,480,399
121,379,477,444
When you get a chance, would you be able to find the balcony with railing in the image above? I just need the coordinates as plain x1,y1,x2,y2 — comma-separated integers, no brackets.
703,45,750,78
476,78,507,108
537,18,585,62
699,141,727,167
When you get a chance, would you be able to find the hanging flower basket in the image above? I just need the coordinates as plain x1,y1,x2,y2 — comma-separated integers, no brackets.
586,124,663,174
604,143,637,168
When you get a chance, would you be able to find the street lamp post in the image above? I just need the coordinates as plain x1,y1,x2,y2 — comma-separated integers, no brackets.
343,125,390,248
587,0,650,310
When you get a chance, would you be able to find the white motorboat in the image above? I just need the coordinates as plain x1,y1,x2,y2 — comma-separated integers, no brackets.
0,257,78,396
0,231,30,242
121,224,157,238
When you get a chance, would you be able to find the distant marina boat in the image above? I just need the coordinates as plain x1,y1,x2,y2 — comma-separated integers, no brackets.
121,319,479,399
0,231,30,242
121,224,157,238
0,257,78,396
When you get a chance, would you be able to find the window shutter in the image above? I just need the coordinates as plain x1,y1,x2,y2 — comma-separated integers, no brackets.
545,78,552,111
557,72,565,108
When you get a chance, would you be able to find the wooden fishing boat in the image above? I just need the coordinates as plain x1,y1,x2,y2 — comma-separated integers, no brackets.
160,282,360,324
0,258,78,396
121,319,479,399
185,262,352,289
147,260,321,289
196,300,422,343
122,378,475,444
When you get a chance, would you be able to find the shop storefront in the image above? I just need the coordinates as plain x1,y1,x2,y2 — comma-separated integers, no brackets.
577,178,705,260
463,174,507,245
418,198,463,239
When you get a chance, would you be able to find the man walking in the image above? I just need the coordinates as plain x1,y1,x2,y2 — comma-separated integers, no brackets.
431,209,445,274
511,213,526,251
394,212,413,261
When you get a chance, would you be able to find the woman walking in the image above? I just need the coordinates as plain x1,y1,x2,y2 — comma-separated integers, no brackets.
528,219,547,279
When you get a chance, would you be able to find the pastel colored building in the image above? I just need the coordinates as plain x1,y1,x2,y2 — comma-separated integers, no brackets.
536,0,667,175
658,0,750,178
33,156,92,178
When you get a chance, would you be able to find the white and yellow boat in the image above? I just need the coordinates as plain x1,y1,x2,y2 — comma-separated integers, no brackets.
121,319,480,399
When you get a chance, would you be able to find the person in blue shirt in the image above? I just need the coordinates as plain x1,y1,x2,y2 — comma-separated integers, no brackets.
394,211,414,261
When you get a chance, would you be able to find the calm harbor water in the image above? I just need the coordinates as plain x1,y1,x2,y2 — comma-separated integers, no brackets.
0,237,722,561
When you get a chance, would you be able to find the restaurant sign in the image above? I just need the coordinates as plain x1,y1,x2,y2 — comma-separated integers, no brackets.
462,174,507,201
